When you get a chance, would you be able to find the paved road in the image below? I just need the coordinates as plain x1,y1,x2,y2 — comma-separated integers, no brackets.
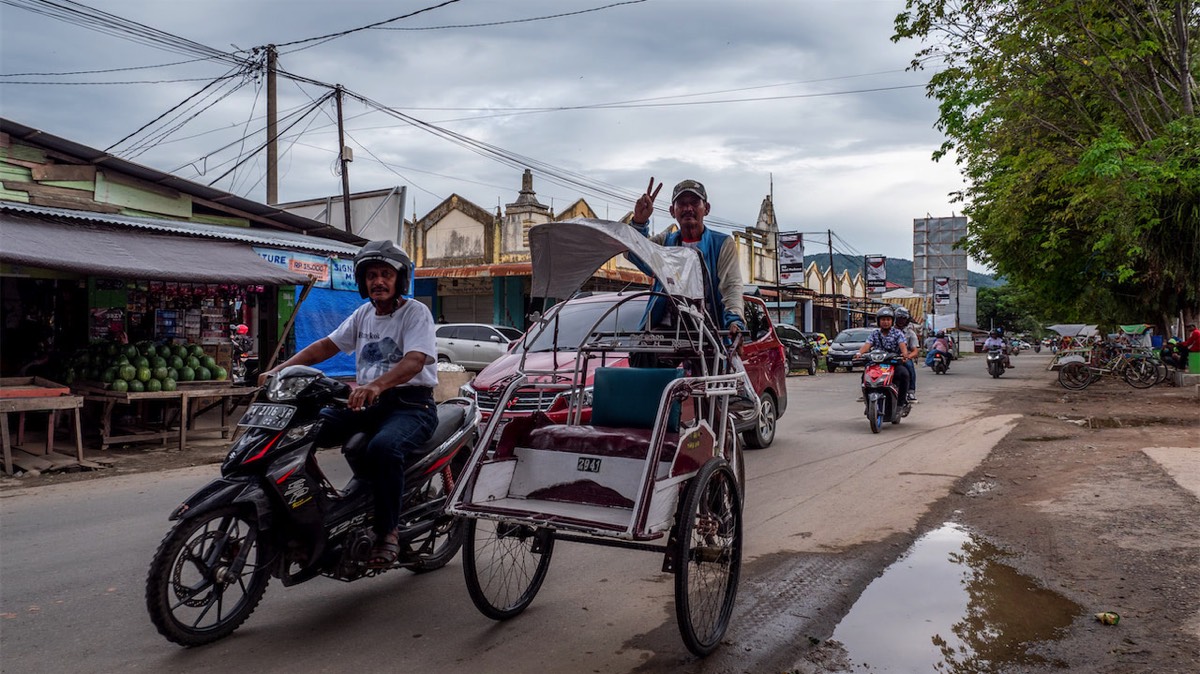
0,352,1045,673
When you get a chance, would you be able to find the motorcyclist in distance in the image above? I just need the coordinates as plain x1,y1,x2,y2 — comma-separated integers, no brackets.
855,306,912,405
983,329,1013,368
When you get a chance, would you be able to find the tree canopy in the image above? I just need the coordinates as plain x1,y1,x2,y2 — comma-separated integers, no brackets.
894,0,1199,327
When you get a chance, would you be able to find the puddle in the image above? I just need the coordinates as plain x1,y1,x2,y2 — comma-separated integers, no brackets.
832,523,1081,672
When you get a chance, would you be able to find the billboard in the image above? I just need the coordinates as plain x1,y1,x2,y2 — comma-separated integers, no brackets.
778,232,805,285
934,276,951,305
865,255,887,291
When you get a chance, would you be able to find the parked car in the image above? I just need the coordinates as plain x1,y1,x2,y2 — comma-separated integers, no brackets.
461,292,789,449
826,327,875,372
804,332,830,356
435,323,524,370
775,323,820,376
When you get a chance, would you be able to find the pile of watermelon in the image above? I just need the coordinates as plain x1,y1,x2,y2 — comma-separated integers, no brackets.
64,340,228,392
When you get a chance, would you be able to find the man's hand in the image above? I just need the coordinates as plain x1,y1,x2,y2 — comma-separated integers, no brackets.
633,177,662,224
256,369,277,387
348,381,384,411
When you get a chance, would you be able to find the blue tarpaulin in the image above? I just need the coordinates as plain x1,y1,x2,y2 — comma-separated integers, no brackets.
293,286,364,378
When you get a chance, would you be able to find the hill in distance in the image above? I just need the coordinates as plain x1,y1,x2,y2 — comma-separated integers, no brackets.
801,254,1001,289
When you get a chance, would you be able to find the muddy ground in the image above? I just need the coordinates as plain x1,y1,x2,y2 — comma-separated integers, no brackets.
3,377,1198,672
799,377,1200,673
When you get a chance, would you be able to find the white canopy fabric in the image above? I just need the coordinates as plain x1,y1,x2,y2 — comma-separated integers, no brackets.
529,218,706,300
1047,324,1099,337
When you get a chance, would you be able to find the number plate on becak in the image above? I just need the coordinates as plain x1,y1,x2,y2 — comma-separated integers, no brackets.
238,403,296,430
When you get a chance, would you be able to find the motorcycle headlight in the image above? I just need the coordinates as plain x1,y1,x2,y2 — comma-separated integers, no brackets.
557,386,593,409
266,375,318,402
458,383,477,400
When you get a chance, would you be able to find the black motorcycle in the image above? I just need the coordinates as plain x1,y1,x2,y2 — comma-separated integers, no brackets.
986,347,1006,378
930,350,951,375
146,365,479,646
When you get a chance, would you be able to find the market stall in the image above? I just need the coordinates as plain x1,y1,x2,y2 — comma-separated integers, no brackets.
0,376,84,475
1,213,314,452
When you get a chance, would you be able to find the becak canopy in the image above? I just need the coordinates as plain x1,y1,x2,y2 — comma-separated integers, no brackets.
528,218,705,300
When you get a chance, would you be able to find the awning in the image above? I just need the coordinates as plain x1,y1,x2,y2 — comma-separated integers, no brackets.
1,213,311,285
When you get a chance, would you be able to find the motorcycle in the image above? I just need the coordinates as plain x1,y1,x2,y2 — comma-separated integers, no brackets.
230,334,256,385
987,347,1006,378
930,350,951,375
146,365,479,646
858,349,911,434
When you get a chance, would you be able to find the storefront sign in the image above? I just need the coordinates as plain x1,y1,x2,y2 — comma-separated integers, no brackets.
254,248,332,288
331,258,357,292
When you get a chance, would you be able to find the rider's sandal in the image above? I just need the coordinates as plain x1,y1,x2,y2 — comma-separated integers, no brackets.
367,530,401,569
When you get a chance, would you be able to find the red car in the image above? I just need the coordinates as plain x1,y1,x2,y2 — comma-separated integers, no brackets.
460,292,788,448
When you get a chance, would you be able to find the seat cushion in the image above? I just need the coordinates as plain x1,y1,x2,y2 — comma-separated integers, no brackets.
525,424,679,460
590,367,683,431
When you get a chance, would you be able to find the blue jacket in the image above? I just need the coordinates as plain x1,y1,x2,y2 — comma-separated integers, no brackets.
630,222,745,332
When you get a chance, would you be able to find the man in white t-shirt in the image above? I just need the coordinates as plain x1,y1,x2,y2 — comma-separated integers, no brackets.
259,240,437,568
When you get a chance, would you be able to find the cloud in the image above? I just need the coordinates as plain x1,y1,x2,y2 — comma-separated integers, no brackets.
0,0,982,269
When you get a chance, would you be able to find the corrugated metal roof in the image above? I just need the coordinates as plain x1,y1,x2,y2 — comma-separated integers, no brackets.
1,118,365,246
0,202,362,257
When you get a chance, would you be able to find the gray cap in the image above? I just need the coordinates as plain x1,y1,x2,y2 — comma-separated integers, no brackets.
671,179,707,203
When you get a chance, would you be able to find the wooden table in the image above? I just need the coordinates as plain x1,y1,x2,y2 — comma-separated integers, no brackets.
75,382,258,451
0,377,85,475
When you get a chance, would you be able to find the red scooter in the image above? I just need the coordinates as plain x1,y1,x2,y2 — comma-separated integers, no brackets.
858,349,910,433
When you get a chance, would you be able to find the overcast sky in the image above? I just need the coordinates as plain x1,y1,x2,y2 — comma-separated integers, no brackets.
0,0,978,268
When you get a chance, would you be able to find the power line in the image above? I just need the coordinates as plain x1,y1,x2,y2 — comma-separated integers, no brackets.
0,76,235,85
274,0,462,51
1,55,223,77
372,0,647,31
104,66,249,152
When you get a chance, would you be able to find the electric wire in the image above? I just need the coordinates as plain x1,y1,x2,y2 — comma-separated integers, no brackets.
104,65,248,152
274,0,462,52
1,55,226,77
206,90,335,187
372,0,647,31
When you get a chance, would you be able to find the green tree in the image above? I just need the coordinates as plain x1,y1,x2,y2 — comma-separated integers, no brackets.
976,285,1043,335
894,0,1199,328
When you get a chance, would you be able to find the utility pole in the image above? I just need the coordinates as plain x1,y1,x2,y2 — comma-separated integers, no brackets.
335,85,352,233
265,45,278,205
828,229,837,332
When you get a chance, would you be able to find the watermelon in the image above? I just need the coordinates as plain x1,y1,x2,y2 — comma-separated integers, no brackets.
115,355,130,366
136,367,152,382
102,367,118,383
172,344,187,358
185,355,200,369
123,345,138,360
105,343,118,357
195,366,212,381
119,364,136,381
132,356,149,369
179,366,195,382
167,367,178,380
211,365,228,381
200,355,217,370
189,345,205,358
145,378,162,393
111,379,128,393
128,379,145,393
141,344,157,358
169,356,184,370
161,378,177,392
151,356,167,370
152,366,169,381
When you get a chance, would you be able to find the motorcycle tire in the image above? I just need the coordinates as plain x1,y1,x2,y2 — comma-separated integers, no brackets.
868,397,883,434
146,505,270,647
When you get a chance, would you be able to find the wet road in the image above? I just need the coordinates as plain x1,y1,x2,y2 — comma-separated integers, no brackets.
0,352,1045,673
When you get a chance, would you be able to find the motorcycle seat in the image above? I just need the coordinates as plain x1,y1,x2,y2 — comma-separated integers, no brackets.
340,403,467,458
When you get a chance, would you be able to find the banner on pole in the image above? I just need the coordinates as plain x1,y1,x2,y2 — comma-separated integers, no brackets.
865,255,887,290
778,232,805,285
934,276,951,305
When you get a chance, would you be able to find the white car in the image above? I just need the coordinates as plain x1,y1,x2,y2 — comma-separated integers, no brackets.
435,323,524,370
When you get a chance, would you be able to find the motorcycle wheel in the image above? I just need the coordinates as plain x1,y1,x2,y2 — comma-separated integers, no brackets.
403,463,468,573
807,359,817,377
145,505,269,647
868,396,883,434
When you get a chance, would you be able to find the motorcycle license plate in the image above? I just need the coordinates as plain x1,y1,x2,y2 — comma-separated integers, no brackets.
238,403,296,430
